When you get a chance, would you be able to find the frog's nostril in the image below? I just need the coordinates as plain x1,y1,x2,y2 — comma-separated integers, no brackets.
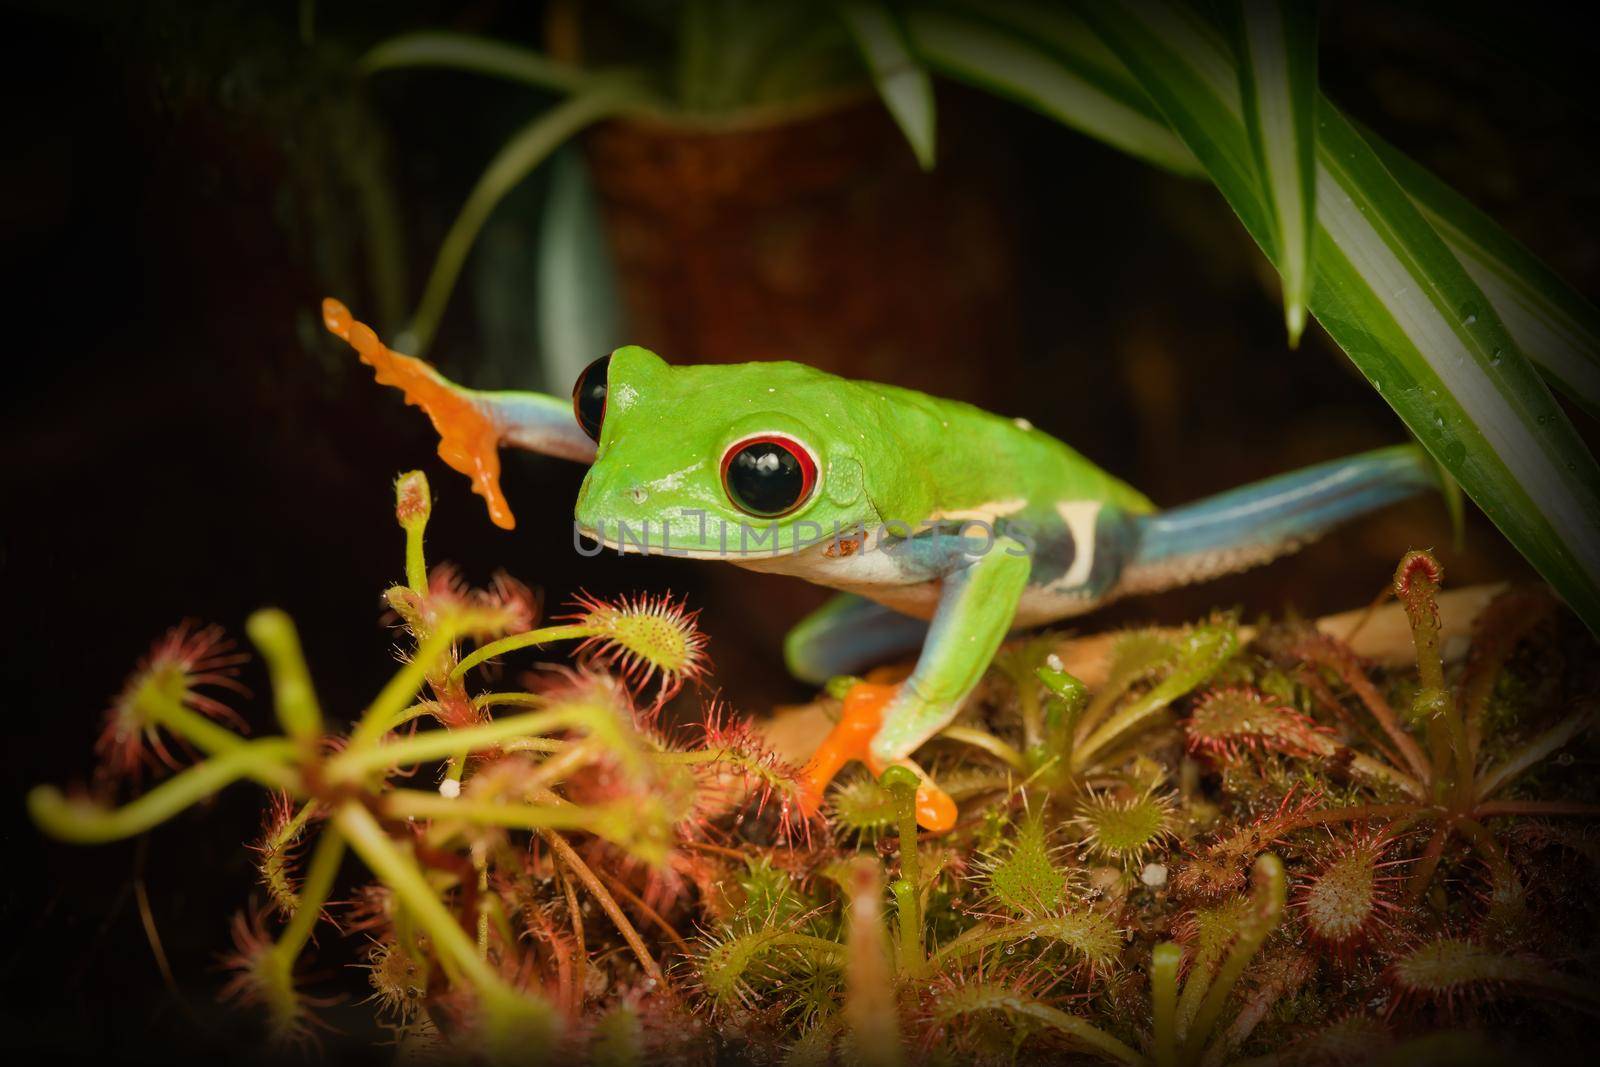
629,486,648,505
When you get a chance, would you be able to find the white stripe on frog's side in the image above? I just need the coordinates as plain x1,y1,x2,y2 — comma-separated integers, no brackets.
923,497,1029,525
1002,500,1107,628
1054,500,1102,589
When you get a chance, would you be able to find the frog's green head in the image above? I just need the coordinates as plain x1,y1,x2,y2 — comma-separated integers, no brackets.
571,346,923,558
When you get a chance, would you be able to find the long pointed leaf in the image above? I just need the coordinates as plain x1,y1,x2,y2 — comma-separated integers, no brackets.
903,8,1201,177
1073,3,1266,234
1363,131,1600,418
954,1,1599,418
838,2,937,169
1312,107,1600,626
1232,0,1318,347
1079,0,1600,630
362,31,600,93
402,90,635,356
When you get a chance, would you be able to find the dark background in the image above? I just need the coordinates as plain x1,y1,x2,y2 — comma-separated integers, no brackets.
3,1,1595,1061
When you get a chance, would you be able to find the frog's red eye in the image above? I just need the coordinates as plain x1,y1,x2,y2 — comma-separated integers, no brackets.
721,434,818,517
572,354,610,442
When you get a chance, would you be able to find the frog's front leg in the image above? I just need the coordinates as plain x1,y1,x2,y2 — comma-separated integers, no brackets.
801,534,1032,832
871,534,1032,763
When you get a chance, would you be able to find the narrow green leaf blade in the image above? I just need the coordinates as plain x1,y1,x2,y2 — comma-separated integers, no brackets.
362,31,596,93
1311,106,1600,628
1073,2,1269,241
903,8,1202,177
403,91,632,355
1232,0,1318,347
1363,131,1600,418
837,2,937,169
1074,1,1600,629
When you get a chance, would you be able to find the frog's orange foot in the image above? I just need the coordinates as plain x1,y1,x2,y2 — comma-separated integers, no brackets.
322,298,516,530
799,680,958,833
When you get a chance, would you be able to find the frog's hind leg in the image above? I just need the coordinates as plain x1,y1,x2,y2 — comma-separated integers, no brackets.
1117,443,1437,597
783,593,930,685
323,299,595,530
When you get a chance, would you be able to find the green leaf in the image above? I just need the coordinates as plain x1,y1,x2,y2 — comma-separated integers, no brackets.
1311,105,1600,630
402,90,636,355
361,31,599,93
1363,130,1600,419
837,1,937,169
1074,2,1266,239
1231,0,1318,347
902,6,1202,177
1071,1,1600,632
535,148,624,392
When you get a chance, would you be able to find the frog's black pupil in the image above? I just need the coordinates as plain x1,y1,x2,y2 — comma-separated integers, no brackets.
572,354,610,442
726,441,805,516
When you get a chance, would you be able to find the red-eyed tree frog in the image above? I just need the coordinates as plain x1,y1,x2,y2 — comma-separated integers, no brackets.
324,299,1437,832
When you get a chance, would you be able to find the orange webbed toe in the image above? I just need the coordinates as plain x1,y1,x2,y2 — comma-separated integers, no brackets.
322,298,515,530
799,680,958,833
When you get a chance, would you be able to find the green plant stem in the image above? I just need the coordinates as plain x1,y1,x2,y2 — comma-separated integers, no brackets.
764,931,852,962
1187,855,1285,1066
1174,951,1214,1042
276,827,345,962
1151,942,1181,1067
331,706,598,779
406,91,638,355
404,521,427,595
880,765,925,976
1012,1000,1146,1065
453,624,594,678
142,688,256,757
334,803,543,1007
361,31,607,92
247,609,324,744
1397,559,1473,806
937,725,1026,770
936,986,1146,1066
386,789,623,833
889,879,925,978
1074,629,1235,772
350,627,458,749
475,692,550,709
29,739,296,843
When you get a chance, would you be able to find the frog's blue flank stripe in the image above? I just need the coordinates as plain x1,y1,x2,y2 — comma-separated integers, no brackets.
1120,444,1438,595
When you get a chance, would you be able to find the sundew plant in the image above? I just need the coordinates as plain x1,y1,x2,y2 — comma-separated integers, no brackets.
31,471,1600,1062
